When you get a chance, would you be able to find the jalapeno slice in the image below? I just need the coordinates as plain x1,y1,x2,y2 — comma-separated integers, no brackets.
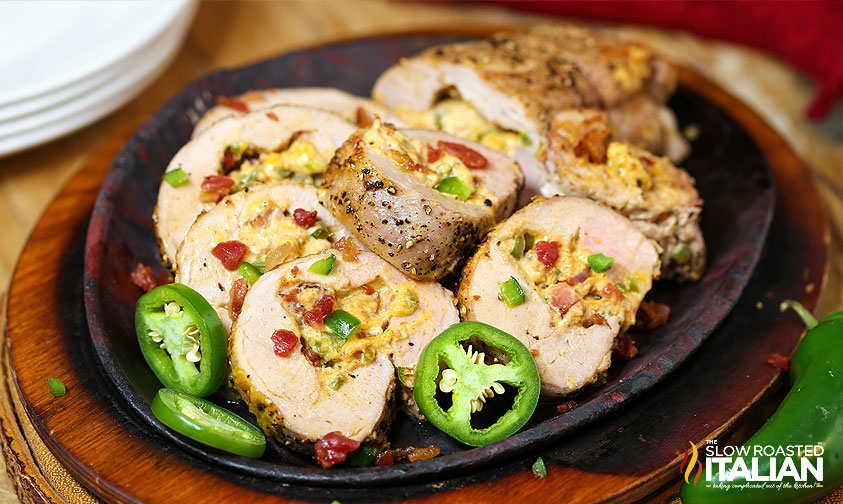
151,388,266,458
414,322,540,446
135,284,226,397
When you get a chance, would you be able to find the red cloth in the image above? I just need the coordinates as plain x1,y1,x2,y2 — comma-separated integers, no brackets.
480,1,843,119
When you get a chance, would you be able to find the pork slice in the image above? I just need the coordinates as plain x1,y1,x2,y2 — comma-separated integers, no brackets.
154,105,356,263
458,196,660,396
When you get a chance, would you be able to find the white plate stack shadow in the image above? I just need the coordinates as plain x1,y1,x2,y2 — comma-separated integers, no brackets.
0,0,197,157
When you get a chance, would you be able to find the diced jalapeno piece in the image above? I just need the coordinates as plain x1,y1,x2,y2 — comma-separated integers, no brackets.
520,132,533,146
228,140,248,156
618,278,639,293
671,243,691,264
524,233,536,252
532,457,547,478
348,445,380,467
310,222,330,239
308,254,336,275
324,309,361,340
500,276,526,307
48,378,66,397
587,253,615,273
237,262,262,285
435,176,472,200
511,235,525,259
162,167,188,188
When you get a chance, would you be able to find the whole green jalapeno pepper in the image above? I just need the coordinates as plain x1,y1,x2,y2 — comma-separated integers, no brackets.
414,322,540,447
681,301,843,503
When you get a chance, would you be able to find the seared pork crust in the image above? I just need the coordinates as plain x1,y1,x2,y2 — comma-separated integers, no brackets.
374,24,677,140
320,128,522,280
193,87,404,138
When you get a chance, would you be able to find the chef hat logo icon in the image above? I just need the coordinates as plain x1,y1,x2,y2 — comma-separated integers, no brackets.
680,442,703,487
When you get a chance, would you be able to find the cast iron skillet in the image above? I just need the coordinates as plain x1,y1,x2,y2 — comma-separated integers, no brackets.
83,33,774,486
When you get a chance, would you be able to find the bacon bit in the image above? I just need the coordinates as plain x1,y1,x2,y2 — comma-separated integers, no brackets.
639,156,654,167
314,432,360,468
614,333,639,361
582,128,608,163
334,236,359,262
534,240,559,267
556,401,577,414
634,301,671,331
271,329,298,357
361,285,375,295
547,283,579,316
437,141,487,169
356,107,375,127
229,278,249,322
291,265,300,276
564,269,589,285
375,450,395,466
220,148,238,171
590,312,608,327
530,349,540,358
302,347,321,367
573,141,586,158
406,445,441,462
427,144,441,163
265,111,279,122
315,294,335,316
303,310,324,330
602,283,624,300
211,240,249,271
130,263,159,292
200,175,235,202
767,353,790,371
216,96,250,114
293,208,319,228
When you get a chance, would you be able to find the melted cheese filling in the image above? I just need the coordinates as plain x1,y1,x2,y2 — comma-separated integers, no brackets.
279,280,422,390
505,234,646,331
223,197,332,268
395,99,529,156
224,138,330,189
360,118,497,206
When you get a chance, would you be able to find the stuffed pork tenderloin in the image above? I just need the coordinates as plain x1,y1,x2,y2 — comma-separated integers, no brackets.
543,109,705,281
228,248,459,453
457,196,661,397
154,104,357,265
372,24,689,205
174,181,358,334
320,118,523,281
192,87,404,138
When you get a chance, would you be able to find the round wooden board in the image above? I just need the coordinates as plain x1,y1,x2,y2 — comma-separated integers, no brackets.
2,62,828,504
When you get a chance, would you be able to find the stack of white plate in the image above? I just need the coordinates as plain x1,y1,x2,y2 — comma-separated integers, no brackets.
0,0,197,157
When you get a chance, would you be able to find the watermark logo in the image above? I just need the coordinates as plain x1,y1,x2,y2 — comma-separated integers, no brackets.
680,441,703,486
680,440,824,491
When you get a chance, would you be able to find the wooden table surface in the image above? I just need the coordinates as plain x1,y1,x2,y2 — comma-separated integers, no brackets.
0,2,840,502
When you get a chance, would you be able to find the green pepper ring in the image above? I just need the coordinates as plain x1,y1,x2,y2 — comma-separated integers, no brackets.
135,283,227,397
414,322,540,447
151,388,266,458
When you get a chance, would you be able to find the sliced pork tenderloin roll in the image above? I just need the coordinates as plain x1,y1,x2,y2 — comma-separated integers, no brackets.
192,87,404,137
457,196,661,397
175,181,356,333
373,24,688,184
320,119,523,280
543,109,705,281
154,105,357,264
229,248,459,451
